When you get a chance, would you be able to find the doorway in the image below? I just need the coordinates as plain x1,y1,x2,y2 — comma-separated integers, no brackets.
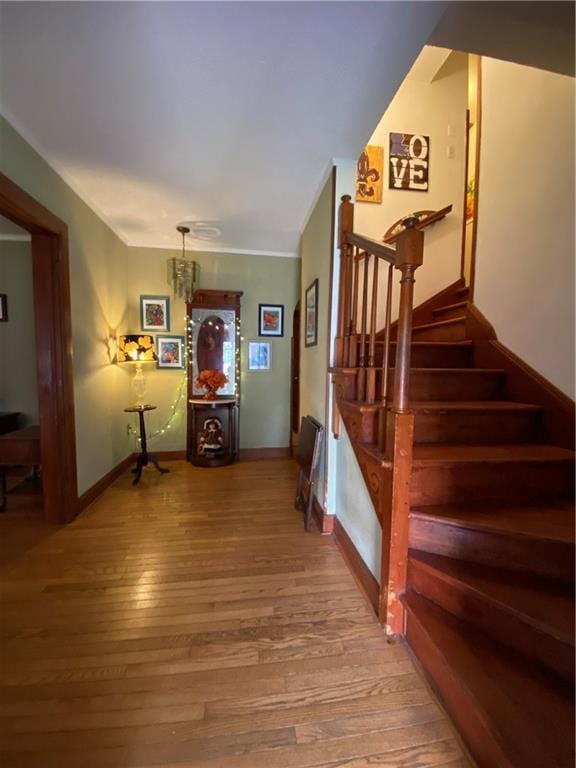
290,301,300,453
0,173,78,524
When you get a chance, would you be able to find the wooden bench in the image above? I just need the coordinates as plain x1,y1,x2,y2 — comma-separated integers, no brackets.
0,426,41,511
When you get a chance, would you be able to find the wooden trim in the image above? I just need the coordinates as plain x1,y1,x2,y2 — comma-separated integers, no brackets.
333,516,379,615
346,232,396,264
467,303,574,449
460,109,471,280
239,447,292,461
311,495,334,535
469,56,483,301
154,450,187,460
76,453,135,514
0,172,78,524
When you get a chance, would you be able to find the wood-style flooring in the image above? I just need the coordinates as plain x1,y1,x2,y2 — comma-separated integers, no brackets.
0,458,473,767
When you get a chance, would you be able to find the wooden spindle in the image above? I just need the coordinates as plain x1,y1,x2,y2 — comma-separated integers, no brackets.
349,251,360,368
336,195,353,367
377,263,394,451
366,253,379,403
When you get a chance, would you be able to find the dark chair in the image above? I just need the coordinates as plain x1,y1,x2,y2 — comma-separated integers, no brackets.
294,415,324,531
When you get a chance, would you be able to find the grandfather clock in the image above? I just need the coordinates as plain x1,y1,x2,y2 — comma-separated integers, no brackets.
186,289,243,467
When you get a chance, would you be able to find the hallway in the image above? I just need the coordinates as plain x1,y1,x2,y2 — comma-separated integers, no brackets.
0,459,472,767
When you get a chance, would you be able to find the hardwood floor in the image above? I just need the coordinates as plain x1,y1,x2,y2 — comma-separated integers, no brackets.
0,458,473,767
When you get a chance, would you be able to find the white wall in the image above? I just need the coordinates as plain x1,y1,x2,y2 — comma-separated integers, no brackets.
475,59,575,398
0,239,38,426
355,50,468,319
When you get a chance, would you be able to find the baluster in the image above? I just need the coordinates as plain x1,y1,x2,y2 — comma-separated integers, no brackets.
377,263,394,451
365,252,379,403
348,250,360,368
336,195,353,367
357,251,369,400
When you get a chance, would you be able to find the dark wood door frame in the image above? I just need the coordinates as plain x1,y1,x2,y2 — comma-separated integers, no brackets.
0,172,78,523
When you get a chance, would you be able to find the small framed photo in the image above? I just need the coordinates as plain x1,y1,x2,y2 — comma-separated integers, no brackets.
156,335,185,369
258,304,284,337
248,341,271,371
305,278,318,347
0,294,7,322
140,295,170,332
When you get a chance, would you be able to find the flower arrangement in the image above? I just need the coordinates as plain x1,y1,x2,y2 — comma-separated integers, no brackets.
196,369,228,400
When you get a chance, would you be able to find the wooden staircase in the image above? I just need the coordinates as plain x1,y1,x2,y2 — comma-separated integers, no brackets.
331,198,575,768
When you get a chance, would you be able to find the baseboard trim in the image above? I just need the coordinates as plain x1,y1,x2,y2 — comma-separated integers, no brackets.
154,450,187,460
333,517,379,615
76,453,135,515
312,496,335,535
239,447,292,461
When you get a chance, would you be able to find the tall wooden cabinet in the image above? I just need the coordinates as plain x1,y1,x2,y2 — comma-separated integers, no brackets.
186,290,242,466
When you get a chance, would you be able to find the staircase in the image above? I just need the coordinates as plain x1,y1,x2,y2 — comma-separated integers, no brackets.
331,198,575,768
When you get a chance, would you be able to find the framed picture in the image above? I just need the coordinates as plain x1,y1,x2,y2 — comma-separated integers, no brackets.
0,294,7,322
156,335,185,369
356,144,383,203
258,304,284,337
140,295,170,332
248,341,271,371
305,278,318,347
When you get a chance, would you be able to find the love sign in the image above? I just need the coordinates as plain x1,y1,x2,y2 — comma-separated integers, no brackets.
389,133,429,192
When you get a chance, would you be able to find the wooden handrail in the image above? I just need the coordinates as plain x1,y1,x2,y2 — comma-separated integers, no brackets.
347,233,396,264
383,204,453,244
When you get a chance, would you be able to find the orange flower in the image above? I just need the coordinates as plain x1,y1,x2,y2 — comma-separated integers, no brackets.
196,369,228,391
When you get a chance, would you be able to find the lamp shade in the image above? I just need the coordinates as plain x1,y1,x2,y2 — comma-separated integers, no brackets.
118,334,157,363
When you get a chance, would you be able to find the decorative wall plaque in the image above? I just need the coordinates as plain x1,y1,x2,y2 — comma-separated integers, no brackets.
355,145,383,203
389,133,429,192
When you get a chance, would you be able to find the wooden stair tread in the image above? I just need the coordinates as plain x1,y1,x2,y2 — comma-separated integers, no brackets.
403,590,574,768
411,400,541,413
408,549,574,645
370,340,474,348
410,502,575,543
412,316,467,331
432,301,469,315
412,442,575,465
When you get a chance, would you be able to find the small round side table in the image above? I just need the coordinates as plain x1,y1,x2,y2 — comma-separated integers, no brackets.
124,405,170,485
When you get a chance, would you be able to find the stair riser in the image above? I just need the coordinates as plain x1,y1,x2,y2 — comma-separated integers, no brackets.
411,461,574,507
432,305,469,321
403,606,515,768
414,410,541,444
408,558,574,681
409,518,574,582
412,321,466,342
362,345,473,369
404,372,503,401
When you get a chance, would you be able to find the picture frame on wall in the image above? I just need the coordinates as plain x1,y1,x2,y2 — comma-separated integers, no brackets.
258,304,284,337
140,295,170,332
248,341,271,371
305,278,318,347
0,294,7,322
156,335,185,369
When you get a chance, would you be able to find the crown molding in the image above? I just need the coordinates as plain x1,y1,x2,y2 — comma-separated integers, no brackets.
133,243,300,259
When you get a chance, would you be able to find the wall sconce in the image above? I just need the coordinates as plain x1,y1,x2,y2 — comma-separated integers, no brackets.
118,334,157,407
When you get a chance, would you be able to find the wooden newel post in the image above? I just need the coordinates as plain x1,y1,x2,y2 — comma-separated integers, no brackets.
379,218,423,637
392,222,424,414
336,195,354,367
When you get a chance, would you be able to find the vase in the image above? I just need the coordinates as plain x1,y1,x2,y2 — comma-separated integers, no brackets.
203,387,218,401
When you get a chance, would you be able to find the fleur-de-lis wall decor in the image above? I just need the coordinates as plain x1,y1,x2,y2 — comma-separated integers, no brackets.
356,145,384,203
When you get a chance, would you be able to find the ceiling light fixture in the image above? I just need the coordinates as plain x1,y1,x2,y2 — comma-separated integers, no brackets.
167,225,199,302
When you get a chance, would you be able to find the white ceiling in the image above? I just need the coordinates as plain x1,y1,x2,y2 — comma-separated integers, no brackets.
0,2,447,256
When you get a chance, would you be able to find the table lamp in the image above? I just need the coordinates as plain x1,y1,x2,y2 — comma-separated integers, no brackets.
118,334,157,407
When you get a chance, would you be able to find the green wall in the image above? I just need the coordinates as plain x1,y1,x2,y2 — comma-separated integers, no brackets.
0,117,132,494
299,169,334,505
0,239,38,426
126,247,300,451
